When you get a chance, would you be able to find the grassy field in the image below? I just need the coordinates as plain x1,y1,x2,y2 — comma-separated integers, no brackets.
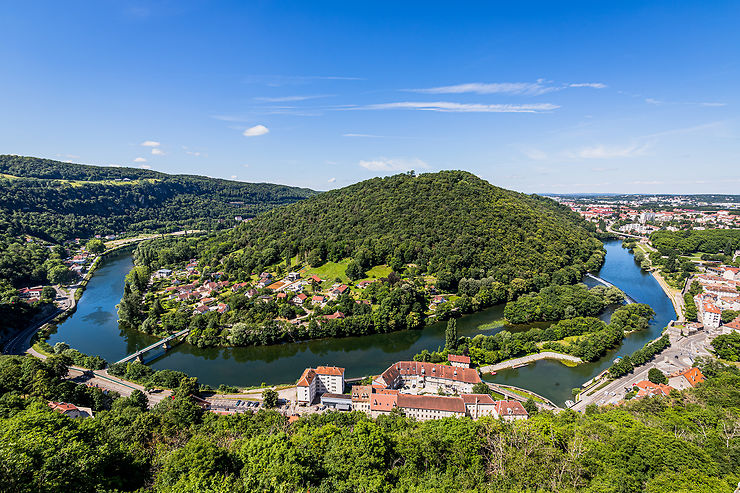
302,259,351,284
362,264,392,279
506,387,545,403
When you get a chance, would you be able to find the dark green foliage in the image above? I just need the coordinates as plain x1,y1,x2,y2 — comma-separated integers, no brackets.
712,332,740,361
503,283,624,324
445,318,458,350
2,353,740,492
261,388,278,408
721,309,739,324
651,229,740,256
215,171,603,289
648,368,667,384
0,155,315,243
609,334,671,378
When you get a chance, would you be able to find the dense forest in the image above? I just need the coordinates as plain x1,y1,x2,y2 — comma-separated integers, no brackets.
0,155,315,243
206,171,604,289
650,229,740,256
1,352,739,492
503,283,625,324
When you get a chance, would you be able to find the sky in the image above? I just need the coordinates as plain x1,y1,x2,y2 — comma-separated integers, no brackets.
1,1,739,193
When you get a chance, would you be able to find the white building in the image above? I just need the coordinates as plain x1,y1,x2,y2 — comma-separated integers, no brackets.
461,393,498,419
701,301,722,328
493,400,529,421
296,366,345,404
372,361,482,394
448,354,471,368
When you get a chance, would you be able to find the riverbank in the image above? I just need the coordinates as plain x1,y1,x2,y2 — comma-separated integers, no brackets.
650,269,684,322
479,352,583,373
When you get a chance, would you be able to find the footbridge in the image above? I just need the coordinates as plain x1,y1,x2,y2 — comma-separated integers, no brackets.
585,273,636,304
115,329,190,365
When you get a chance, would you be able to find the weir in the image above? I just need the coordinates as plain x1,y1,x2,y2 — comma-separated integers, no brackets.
585,273,637,304
115,329,190,365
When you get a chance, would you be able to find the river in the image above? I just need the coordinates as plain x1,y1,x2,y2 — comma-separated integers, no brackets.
48,240,675,405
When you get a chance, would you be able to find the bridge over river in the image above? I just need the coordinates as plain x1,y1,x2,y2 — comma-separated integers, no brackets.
115,329,190,365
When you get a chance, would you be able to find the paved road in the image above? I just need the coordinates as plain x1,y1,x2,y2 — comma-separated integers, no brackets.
572,328,713,411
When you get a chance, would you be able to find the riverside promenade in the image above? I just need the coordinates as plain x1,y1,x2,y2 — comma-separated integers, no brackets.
479,351,583,373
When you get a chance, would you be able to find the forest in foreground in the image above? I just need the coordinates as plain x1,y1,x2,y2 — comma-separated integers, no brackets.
0,353,738,492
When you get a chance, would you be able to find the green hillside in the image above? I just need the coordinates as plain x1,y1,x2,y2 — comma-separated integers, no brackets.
0,155,316,243
214,170,603,289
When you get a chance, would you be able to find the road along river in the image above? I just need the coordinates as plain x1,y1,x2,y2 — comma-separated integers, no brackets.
47,240,675,406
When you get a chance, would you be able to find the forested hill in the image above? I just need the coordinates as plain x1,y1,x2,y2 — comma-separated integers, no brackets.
0,155,316,242
213,171,603,288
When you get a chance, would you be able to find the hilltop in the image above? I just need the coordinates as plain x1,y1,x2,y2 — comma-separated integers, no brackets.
0,155,316,242
214,170,604,288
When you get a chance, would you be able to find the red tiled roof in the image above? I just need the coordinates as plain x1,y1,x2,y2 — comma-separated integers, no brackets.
351,385,372,402
461,393,495,405
316,365,345,376
49,401,78,412
297,368,316,387
370,393,397,412
670,367,705,387
377,361,482,386
704,302,721,314
397,394,466,414
724,316,740,330
493,400,529,417
448,354,471,364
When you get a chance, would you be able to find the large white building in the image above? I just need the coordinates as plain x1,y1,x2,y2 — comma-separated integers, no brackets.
296,366,345,404
372,361,482,394
701,301,722,328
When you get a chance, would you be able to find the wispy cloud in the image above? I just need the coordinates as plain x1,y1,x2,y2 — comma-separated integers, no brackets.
328,177,336,183
410,80,607,96
350,101,559,113
568,82,607,89
254,94,331,102
230,175,237,179
646,98,726,107
133,157,147,163
359,157,429,172
151,148,165,155
243,124,269,137
244,75,364,86
140,140,160,147
569,143,649,159
139,164,151,169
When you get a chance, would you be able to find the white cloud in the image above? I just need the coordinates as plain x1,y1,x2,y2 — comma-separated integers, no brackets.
523,149,548,160
254,94,330,102
243,124,269,137
231,175,237,179
358,157,429,172
354,101,559,113
568,83,607,89
185,150,201,156
646,98,726,107
570,144,649,159
343,133,383,137
412,81,558,96
133,157,147,163
411,81,607,96
140,140,160,147
139,165,151,169
242,164,250,168
328,177,336,183
151,148,165,155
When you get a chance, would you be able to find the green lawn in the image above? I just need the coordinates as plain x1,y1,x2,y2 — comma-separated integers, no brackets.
362,264,392,279
506,387,545,403
303,259,351,283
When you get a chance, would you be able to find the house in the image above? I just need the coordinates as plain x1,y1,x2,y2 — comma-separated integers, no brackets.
351,385,373,413
287,272,301,282
330,284,350,298
308,275,323,284
668,367,705,390
312,295,327,304
461,393,497,419
432,295,447,305
722,266,740,282
633,380,673,398
232,282,250,292
267,280,289,291
246,289,258,298
448,354,471,368
701,301,722,328
216,303,229,314
492,400,529,421
396,394,466,421
323,311,345,320
277,292,287,300
356,280,375,289
293,293,308,305
296,366,345,404
724,316,740,331
372,361,482,394
369,392,399,418
193,305,210,315
154,269,173,279
48,401,93,419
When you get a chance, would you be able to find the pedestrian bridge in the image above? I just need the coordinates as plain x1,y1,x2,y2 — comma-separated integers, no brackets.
115,329,190,365
585,273,637,304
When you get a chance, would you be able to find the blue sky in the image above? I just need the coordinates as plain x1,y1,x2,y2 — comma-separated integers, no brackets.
1,1,738,193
